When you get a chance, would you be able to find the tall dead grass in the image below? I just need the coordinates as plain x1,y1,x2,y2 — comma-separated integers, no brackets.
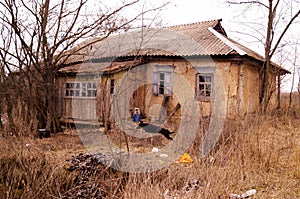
123,112,300,198
0,134,129,199
0,136,76,199
0,107,299,198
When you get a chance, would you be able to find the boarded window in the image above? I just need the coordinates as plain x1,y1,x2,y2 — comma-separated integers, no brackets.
65,81,97,98
195,73,213,101
153,66,173,96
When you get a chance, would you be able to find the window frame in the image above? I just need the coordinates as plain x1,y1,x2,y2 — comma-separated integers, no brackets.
195,73,213,101
64,81,97,98
153,66,173,96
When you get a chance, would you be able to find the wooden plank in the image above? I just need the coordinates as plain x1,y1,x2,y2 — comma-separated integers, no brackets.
63,98,97,120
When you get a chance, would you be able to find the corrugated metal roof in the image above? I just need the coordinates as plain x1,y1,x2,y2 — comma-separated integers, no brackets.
166,19,231,55
88,19,234,58
62,19,230,65
60,19,290,74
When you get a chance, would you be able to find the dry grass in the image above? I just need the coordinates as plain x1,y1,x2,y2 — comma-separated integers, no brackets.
0,132,128,199
0,95,299,198
0,135,80,199
122,112,300,198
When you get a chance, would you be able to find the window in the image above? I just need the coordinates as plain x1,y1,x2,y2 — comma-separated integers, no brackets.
65,83,80,97
196,73,213,101
153,66,173,96
65,81,97,98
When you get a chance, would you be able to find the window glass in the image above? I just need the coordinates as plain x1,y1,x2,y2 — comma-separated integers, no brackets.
87,82,91,89
196,73,213,100
153,66,173,96
65,81,97,98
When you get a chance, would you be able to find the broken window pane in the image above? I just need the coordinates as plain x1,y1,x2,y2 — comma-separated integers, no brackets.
196,73,213,100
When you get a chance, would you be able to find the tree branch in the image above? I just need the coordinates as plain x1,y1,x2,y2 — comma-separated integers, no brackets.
270,9,300,58
227,0,268,9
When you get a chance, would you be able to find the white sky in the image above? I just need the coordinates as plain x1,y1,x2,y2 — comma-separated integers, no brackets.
161,0,232,25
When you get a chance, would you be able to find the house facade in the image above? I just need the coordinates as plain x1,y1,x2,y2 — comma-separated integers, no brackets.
57,19,290,126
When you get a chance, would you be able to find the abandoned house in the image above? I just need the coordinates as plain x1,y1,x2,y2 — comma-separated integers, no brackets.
57,19,290,126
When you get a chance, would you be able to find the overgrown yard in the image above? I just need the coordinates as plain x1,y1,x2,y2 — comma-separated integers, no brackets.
0,111,299,198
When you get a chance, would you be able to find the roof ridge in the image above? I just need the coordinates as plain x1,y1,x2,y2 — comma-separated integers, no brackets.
208,27,247,56
163,19,222,29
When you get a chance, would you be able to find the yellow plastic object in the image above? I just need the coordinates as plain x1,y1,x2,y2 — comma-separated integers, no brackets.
178,153,193,163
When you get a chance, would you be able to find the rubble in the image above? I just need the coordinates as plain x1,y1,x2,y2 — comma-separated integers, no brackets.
64,153,127,199
64,153,106,198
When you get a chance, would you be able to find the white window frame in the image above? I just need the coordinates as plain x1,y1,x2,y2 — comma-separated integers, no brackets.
195,67,215,101
152,66,173,96
195,73,213,101
65,81,97,98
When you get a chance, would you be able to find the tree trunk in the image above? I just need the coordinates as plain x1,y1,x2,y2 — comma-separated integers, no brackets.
42,68,60,133
4,93,16,135
298,79,300,110
0,99,3,130
47,87,61,133
277,75,281,109
260,0,274,113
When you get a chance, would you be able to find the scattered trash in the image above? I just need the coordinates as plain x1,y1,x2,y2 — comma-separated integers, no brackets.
25,143,30,147
229,189,257,198
178,153,193,163
208,156,215,163
163,189,180,199
163,178,202,199
184,179,201,193
38,129,50,139
159,154,168,158
151,147,159,152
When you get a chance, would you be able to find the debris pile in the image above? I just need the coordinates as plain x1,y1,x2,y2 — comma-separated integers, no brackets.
64,153,127,199
64,153,106,198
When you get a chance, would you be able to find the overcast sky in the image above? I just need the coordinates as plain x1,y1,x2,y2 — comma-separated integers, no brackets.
159,1,247,48
161,0,232,25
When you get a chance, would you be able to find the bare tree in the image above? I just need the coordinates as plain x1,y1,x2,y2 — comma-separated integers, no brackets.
227,0,300,112
0,0,166,134
0,61,3,130
287,40,300,111
0,23,18,134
